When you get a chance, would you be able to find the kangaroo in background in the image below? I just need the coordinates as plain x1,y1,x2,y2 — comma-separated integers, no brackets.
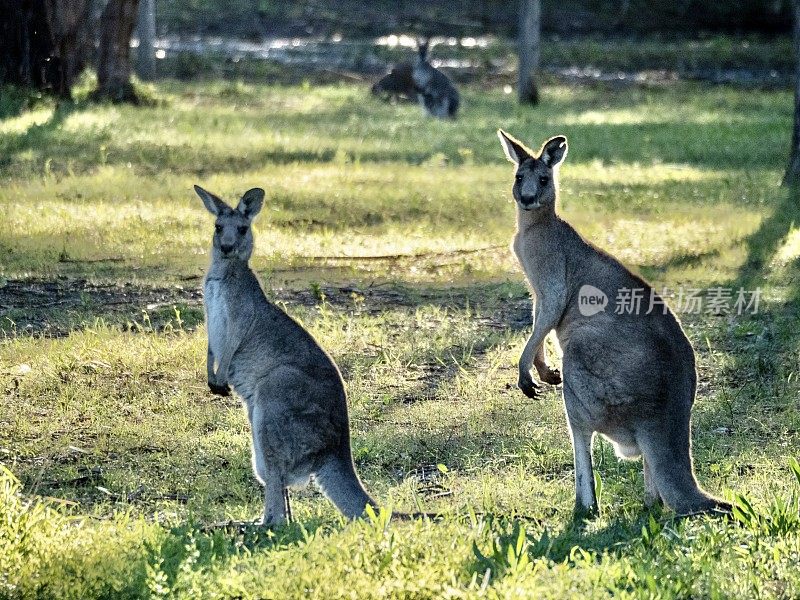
196,185,377,525
412,39,460,119
496,131,731,517
371,61,416,103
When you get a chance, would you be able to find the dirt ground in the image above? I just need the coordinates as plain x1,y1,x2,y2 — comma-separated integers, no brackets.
0,276,533,337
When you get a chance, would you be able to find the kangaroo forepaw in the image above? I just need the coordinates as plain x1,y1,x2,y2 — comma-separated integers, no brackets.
537,366,562,385
209,381,231,396
518,376,541,399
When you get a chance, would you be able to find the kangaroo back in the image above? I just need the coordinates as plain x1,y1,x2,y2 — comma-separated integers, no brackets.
371,61,416,101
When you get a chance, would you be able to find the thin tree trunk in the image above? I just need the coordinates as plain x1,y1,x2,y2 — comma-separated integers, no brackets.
784,0,800,187
518,0,540,105
95,0,140,102
136,0,155,80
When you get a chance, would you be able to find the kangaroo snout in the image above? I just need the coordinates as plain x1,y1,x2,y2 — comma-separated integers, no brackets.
219,242,235,255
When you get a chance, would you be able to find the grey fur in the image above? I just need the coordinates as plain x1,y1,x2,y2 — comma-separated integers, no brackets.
412,39,460,119
496,131,731,517
195,184,377,525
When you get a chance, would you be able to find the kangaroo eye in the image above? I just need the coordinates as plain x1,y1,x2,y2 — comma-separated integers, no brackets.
214,224,222,233
238,226,248,235
539,176,549,185
515,173,523,181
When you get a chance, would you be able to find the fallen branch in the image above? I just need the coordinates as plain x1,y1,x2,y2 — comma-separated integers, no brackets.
58,257,125,263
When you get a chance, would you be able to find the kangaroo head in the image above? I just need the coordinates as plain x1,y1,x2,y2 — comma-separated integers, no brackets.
417,38,430,64
194,185,265,261
497,130,568,213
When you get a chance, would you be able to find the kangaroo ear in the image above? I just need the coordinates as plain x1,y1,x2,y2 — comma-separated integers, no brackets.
540,136,568,167
236,188,265,219
497,129,532,166
194,185,229,216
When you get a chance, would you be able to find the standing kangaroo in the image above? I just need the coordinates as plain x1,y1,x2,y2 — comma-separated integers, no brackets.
195,185,376,525
412,39,460,119
497,131,731,517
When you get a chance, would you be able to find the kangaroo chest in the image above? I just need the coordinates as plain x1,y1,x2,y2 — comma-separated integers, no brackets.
514,227,571,326
412,66,431,89
204,278,230,359
514,233,551,290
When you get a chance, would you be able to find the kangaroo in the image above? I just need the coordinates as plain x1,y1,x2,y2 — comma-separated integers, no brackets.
412,39,460,119
195,185,377,525
496,131,731,517
371,61,416,103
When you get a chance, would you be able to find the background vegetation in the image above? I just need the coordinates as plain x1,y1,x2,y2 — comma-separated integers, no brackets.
156,0,792,38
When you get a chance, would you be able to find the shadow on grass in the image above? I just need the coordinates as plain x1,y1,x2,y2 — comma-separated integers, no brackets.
719,186,800,386
660,186,800,470
144,517,331,588
0,99,77,170
0,85,43,120
3,118,788,175
470,510,660,579
0,80,791,179
734,188,800,291
711,187,800,443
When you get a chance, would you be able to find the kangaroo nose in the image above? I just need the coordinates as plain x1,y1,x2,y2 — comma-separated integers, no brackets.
520,196,536,207
220,243,234,254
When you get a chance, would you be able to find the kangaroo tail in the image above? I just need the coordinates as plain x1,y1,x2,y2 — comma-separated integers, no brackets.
638,422,731,515
315,452,377,519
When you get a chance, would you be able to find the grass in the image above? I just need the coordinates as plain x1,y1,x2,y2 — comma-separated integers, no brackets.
1,65,800,597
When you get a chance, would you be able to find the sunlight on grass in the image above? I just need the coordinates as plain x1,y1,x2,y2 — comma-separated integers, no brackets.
560,106,786,127
774,225,800,266
574,209,755,268
61,108,120,133
0,107,54,134
0,158,771,284
566,161,744,186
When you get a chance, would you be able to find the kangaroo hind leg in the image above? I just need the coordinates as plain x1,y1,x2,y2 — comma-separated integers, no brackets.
250,404,289,526
643,456,662,508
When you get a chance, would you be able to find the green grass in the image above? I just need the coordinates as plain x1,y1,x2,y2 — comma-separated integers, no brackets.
1,71,800,598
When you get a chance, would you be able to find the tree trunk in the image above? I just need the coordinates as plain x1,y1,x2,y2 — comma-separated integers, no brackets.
44,0,93,97
0,0,47,88
784,0,800,187
518,0,541,105
0,0,90,97
136,0,156,80
95,0,140,102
